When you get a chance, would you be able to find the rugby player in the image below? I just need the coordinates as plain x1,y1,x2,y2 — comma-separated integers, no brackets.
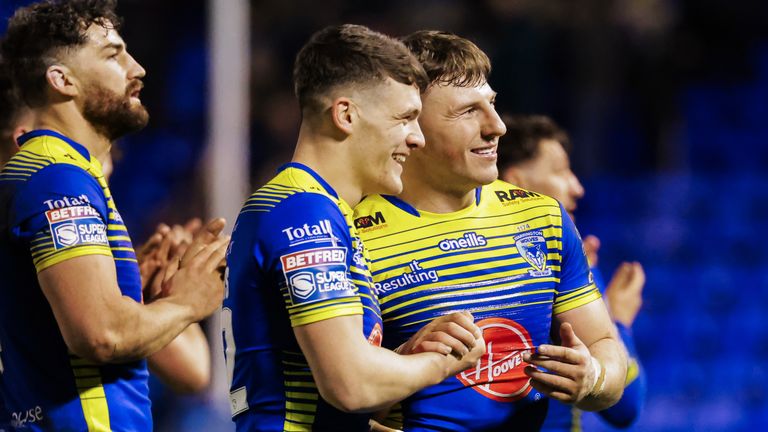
2,58,213,398
223,24,484,432
0,1,228,430
355,31,627,431
499,114,646,430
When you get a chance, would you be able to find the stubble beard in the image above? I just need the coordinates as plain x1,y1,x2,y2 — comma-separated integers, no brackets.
82,82,149,141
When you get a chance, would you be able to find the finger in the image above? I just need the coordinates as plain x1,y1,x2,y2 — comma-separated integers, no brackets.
200,217,226,239
523,357,582,378
435,320,479,349
557,322,584,350
536,344,584,365
411,340,452,356
204,236,231,273
138,231,163,257
440,312,482,340
184,218,203,235
525,366,576,395
164,255,181,284
528,376,574,403
420,331,472,356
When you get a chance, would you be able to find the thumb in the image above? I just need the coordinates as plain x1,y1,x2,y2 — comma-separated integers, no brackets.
559,322,584,349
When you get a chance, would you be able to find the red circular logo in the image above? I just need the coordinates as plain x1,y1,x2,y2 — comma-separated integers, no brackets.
456,317,534,402
367,322,383,347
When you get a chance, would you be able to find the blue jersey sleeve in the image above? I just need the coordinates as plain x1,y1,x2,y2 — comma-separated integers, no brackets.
599,322,646,427
12,164,111,272
255,192,363,327
553,203,600,314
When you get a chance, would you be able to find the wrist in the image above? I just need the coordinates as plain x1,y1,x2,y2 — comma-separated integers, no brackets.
589,356,607,396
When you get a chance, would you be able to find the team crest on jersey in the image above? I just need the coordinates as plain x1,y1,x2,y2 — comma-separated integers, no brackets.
280,246,356,305
514,231,552,277
45,205,108,250
457,318,535,402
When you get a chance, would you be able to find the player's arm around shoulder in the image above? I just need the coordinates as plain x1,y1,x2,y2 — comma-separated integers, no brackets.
38,218,228,364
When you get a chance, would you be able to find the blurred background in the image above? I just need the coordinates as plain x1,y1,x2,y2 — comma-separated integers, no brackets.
3,0,768,430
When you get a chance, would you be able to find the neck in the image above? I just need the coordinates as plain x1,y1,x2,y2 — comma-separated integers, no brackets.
34,102,112,165
398,168,476,213
293,124,364,207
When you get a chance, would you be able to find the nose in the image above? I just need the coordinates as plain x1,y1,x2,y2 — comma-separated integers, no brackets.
569,171,585,199
406,121,426,150
126,52,146,80
481,107,507,141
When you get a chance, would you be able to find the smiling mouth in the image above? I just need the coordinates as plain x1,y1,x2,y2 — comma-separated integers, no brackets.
392,154,407,163
471,147,496,156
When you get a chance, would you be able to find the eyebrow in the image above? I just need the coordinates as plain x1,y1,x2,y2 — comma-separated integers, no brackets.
101,42,125,53
396,107,420,119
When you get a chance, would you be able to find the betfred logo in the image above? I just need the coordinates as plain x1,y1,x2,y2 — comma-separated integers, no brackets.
354,211,386,229
280,247,346,271
457,318,534,402
495,189,542,203
45,205,100,222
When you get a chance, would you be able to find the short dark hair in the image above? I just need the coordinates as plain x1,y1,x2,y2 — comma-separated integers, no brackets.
293,24,428,114
0,0,121,107
1,59,23,163
497,115,572,168
401,30,491,88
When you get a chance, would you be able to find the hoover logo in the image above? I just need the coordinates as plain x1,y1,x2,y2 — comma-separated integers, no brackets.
514,231,552,277
438,232,487,251
354,211,386,229
457,318,535,402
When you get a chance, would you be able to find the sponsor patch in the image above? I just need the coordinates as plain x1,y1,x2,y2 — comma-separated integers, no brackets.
373,260,439,296
281,219,336,245
457,318,535,402
514,231,552,277
281,246,356,305
45,206,108,250
354,211,387,229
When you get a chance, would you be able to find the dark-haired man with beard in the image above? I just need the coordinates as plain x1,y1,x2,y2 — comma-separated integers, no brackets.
0,1,227,430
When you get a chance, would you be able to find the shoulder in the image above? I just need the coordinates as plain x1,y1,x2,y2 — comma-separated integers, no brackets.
482,179,559,208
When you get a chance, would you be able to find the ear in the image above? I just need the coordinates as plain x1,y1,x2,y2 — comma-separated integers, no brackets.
330,97,355,135
12,125,30,146
45,64,79,98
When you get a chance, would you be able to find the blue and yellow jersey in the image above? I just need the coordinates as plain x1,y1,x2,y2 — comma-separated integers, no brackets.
0,130,149,431
541,267,646,432
354,180,599,432
223,162,382,432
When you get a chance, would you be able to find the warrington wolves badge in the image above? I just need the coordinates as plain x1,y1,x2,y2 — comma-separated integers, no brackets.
514,231,552,277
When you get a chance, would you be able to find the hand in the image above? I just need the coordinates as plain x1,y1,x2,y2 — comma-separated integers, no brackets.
398,312,482,357
138,219,205,303
523,322,595,405
605,262,645,327
161,218,229,321
582,235,601,267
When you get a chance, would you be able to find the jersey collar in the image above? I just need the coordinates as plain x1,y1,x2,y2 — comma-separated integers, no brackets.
17,129,92,161
278,162,339,199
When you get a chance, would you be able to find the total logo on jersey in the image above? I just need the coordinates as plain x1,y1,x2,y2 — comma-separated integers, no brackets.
281,246,356,305
457,317,535,402
438,232,487,251
45,205,108,250
513,231,552,277
282,219,334,244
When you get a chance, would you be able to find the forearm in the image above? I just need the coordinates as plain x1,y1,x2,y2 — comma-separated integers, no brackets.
342,345,452,412
576,336,627,411
148,323,210,393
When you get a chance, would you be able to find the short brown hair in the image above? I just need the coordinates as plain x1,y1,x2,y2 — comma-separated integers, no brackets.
293,24,428,114
0,0,121,107
497,114,572,168
401,30,491,88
